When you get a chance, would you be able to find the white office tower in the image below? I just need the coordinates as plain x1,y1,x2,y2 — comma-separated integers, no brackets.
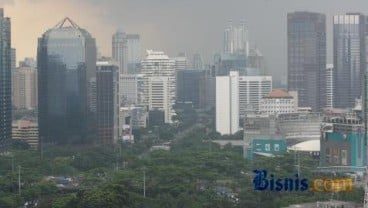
239,76,272,116
141,50,176,123
120,74,144,106
326,64,334,108
216,71,239,135
223,19,249,56
112,30,128,74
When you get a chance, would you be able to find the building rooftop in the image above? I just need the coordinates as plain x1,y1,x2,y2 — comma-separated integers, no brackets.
145,50,169,60
264,89,293,99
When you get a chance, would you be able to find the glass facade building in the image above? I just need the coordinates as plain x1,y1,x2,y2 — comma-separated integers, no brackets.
37,18,97,144
333,13,366,109
96,61,120,144
0,8,11,145
176,69,206,108
287,12,326,111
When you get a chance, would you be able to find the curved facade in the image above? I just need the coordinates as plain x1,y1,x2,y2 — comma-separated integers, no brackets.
37,18,96,144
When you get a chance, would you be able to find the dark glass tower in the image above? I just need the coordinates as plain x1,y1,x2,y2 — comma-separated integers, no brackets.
287,12,326,111
333,13,366,109
0,8,11,146
37,18,97,144
96,61,120,143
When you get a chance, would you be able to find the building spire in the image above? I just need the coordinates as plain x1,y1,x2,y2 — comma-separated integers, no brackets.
53,17,80,29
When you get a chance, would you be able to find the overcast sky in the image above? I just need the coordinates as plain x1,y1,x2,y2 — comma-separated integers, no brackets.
1,0,368,81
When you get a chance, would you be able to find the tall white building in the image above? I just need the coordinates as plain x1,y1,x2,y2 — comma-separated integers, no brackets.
112,30,128,74
259,89,297,115
120,74,144,106
326,64,334,108
141,50,176,123
224,19,249,56
216,71,239,135
239,76,272,116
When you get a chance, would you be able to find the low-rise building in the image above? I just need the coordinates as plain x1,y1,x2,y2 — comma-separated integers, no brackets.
12,120,38,148
259,89,297,115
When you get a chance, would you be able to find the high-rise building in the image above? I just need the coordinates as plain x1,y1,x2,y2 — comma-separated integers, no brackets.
192,53,203,70
0,8,11,145
37,17,97,144
216,71,239,135
141,50,176,123
199,67,216,109
216,53,247,76
223,19,249,56
174,53,188,71
96,61,120,143
126,34,142,73
12,65,37,110
287,12,326,111
333,13,366,108
112,30,128,74
326,64,334,109
238,75,272,116
176,69,206,108
11,48,15,71
19,58,36,69
120,74,144,106
247,47,266,75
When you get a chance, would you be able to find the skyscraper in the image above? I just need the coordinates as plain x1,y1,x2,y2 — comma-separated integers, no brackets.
120,74,144,106
11,48,15,71
112,30,128,74
287,11,326,111
223,20,249,56
238,75,272,116
126,34,142,73
333,13,366,108
0,8,11,145
216,71,239,135
176,69,206,108
141,50,176,123
12,65,37,110
192,53,203,70
174,53,188,71
96,61,120,143
37,17,97,144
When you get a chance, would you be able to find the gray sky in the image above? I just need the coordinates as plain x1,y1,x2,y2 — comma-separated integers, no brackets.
1,0,368,82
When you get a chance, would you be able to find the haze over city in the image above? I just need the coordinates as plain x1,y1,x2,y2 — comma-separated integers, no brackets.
2,0,368,82
3,0,368,207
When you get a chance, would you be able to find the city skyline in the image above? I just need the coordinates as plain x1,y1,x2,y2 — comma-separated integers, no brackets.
3,0,368,82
